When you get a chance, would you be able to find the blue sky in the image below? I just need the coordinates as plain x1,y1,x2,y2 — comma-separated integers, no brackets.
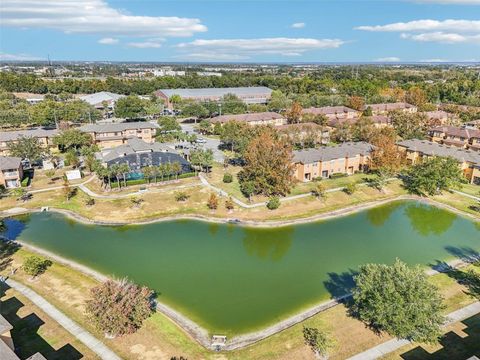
0,0,479,63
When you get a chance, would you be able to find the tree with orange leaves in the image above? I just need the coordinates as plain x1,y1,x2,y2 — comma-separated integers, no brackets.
370,127,406,174
286,101,303,124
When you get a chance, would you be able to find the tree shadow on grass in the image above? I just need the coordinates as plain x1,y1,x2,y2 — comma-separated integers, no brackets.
0,283,84,360
400,313,480,360
0,240,20,273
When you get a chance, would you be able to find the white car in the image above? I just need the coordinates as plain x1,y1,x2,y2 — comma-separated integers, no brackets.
196,138,207,144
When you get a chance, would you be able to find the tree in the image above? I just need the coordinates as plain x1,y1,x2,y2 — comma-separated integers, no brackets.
370,128,405,173
7,136,44,162
223,172,233,183
240,180,255,203
267,90,291,111
312,183,327,200
266,196,281,210
171,161,182,180
390,111,428,140
220,120,251,154
238,130,295,196
181,102,209,118
403,156,464,196
22,255,52,278
351,259,445,343
190,149,213,173
65,149,80,168
347,96,365,111
303,326,333,360
158,116,181,132
351,117,375,142
344,182,357,195
207,193,219,210
285,101,303,124
174,191,189,202
221,93,247,114
169,94,182,108
225,197,234,212
81,146,99,173
85,278,153,337
406,86,427,108
54,129,92,151
370,168,391,193
62,178,77,201
114,95,147,119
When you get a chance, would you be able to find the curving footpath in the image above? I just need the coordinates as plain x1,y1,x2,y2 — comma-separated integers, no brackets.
4,278,121,360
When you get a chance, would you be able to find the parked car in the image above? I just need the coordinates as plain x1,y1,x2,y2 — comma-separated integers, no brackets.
196,138,207,144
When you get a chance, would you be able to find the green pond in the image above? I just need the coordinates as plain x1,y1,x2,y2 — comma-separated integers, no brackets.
3,200,480,335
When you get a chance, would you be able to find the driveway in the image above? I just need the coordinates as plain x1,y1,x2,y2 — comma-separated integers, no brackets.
180,123,224,163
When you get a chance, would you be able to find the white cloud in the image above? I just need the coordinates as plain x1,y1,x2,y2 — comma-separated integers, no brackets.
127,41,162,49
0,0,207,37
98,37,119,45
291,22,306,29
355,19,480,32
401,31,480,43
375,57,401,62
419,58,449,62
0,52,43,61
176,38,345,59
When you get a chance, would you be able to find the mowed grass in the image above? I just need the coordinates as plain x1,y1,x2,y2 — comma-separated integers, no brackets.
0,284,99,359
2,247,478,360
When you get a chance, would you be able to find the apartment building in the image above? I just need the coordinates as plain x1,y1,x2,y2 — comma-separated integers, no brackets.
278,122,330,146
327,115,391,129
155,87,273,108
79,122,159,149
397,139,480,185
292,142,374,182
302,106,358,121
79,91,124,110
0,314,46,360
208,112,286,126
428,125,480,150
365,102,417,115
0,156,23,188
0,128,58,156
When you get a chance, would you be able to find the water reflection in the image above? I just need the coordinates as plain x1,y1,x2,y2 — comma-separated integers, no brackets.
1,217,28,240
242,227,293,261
208,223,220,237
366,202,402,227
404,203,456,236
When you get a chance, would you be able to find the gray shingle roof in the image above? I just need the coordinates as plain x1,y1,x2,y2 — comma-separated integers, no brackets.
0,128,58,142
397,139,480,165
208,112,284,123
293,142,374,164
99,138,174,163
157,87,272,98
366,102,416,111
0,156,22,170
0,315,13,334
79,122,158,133
302,106,357,116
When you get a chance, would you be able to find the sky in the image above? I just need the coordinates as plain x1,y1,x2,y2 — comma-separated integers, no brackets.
0,0,479,63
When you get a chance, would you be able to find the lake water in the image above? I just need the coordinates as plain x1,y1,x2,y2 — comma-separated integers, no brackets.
3,200,480,335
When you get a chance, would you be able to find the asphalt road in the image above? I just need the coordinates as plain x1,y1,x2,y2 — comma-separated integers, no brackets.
180,123,224,163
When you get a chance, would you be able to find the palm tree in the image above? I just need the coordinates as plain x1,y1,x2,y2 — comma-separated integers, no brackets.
171,161,181,180
164,162,172,181
119,163,130,188
157,164,165,182
143,166,153,184
110,164,122,190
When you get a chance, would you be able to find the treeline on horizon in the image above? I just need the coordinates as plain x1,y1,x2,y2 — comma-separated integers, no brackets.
1,66,480,106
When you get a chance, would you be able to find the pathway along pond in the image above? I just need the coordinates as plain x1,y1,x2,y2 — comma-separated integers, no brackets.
2,200,480,335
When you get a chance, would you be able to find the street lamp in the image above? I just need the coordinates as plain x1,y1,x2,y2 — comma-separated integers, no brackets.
218,103,222,116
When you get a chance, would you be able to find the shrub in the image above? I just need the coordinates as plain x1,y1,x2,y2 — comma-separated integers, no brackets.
131,197,144,207
22,256,52,278
225,197,234,211
303,326,333,358
344,182,357,195
207,193,219,210
330,173,347,179
311,183,327,200
222,172,233,183
266,196,281,210
175,191,189,202
85,197,95,206
85,279,154,337
21,177,29,187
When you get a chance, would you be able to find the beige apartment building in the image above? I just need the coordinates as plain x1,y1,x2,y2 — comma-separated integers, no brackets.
428,125,480,150
397,139,480,185
208,112,286,127
0,156,23,188
302,106,359,121
1,313,46,359
366,102,417,115
79,122,159,149
292,142,374,182
0,128,58,156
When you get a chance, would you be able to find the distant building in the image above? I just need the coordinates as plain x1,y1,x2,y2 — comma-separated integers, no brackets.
79,91,125,110
292,142,374,182
327,115,391,129
79,121,159,149
278,122,330,146
365,102,417,115
423,110,453,124
155,87,273,108
428,125,480,150
397,139,480,185
302,106,358,121
208,112,286,126
0,128,58,156
0,156,23,188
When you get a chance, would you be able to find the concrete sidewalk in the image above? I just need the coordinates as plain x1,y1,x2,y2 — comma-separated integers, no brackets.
5,278,121,360
347,301,480,360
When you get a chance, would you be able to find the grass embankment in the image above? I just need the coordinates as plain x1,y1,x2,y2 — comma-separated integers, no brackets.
0,284,99,359
2,247,479,360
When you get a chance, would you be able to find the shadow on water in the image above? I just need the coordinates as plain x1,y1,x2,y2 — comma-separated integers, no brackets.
365,201,402,227
1,217,28,241
400,313,480,360
0,283,84,360
404,203,456,236
242,227,293,261
323,269,358,299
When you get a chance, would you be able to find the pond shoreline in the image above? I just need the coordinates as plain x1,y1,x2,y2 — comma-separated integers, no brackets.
3,195,478,351
1,194,479,228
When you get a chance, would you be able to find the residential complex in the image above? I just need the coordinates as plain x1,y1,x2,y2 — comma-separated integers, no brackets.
208,112,286,126
292,142,374,182
302,106,358,121
79,122,159,148
278,122,330,146
155,87,273,108
0,156,23,188
79,91,125,110
428,125,480,150
365,102,417,115
0,128,58,156
327,115,391,129
397,139,480,184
